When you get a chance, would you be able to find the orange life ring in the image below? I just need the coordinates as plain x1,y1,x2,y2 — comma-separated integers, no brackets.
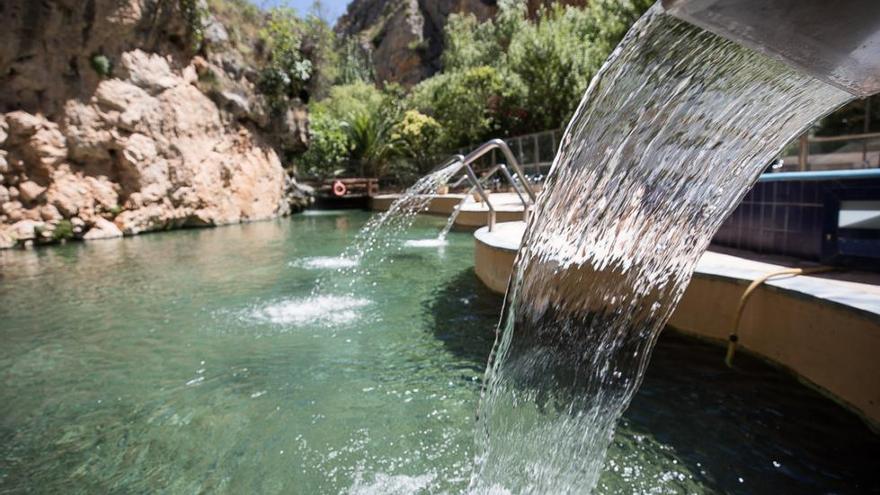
332,180,347,197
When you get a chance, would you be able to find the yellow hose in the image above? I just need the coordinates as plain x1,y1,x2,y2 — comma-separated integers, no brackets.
725,265,833,367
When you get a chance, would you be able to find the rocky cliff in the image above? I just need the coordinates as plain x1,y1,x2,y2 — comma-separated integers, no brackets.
0,0,308,249
335,0,587,86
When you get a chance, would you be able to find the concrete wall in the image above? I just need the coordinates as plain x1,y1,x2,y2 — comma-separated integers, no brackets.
473,233,880,428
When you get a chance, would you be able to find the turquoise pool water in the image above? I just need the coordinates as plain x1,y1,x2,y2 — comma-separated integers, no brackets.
1,211,878,493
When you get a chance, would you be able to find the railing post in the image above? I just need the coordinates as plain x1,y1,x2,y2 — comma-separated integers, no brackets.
533,134,539,171
463,164,495,232
798,134,809,171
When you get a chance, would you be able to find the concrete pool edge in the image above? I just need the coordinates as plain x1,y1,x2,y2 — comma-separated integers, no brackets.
473,221,880,429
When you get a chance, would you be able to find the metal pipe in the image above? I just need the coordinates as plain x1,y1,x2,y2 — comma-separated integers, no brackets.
431,154,466,175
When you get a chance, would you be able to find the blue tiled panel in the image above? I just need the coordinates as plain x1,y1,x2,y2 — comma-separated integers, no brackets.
711,174,880,261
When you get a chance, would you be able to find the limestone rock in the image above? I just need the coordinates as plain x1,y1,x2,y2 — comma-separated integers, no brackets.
18,181,46,204
0,227,13,249
0,1,298,245
1,201,23,222
39,204,62,222
0,0,190,117
10,219,41,241
83,218,123,240
4,112,67,181
118,50,180,95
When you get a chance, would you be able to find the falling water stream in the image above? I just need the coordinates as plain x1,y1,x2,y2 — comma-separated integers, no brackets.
470,6,852,494
437,190,473,242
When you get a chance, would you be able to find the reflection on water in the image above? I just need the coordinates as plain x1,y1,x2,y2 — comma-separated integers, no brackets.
1,212,878,493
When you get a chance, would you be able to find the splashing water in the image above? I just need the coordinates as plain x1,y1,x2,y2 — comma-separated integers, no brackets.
470,7,851,494
292,256,360,270
313,161,461,296
249,295,370,327
404,238,449,248
243,156,459,329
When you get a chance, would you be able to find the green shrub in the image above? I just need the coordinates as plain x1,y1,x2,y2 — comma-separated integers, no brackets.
424,0,653,141
179,0,208,50
316,82,388,121
258,7,313,109
409,65,525,149
90,54,113,77
391,110,442,173
52,220,74,242
298,110,351,178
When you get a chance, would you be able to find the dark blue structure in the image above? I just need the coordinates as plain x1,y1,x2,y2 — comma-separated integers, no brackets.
713,170,880,268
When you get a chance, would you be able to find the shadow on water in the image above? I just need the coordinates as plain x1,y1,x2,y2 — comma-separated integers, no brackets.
610,331,880,494
424,268,503,367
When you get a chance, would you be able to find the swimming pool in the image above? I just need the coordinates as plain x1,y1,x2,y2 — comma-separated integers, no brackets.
1,211,877,493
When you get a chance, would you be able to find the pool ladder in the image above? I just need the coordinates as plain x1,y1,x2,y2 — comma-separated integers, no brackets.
437,139,537,232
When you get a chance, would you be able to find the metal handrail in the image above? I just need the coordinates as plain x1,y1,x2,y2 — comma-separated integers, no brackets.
461,139,537,202
436,139,544,230
795,131,880,170
447,162,530,226
448,163,526,203
462,163,496,231
430,138,543,230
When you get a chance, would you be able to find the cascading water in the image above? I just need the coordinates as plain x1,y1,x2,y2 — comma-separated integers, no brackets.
469,6,852,494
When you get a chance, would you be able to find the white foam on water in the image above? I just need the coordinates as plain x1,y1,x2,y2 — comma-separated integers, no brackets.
250,295,370,327
403,238,448,248
292,256,359,270
302,210,347,216
348,472,436,495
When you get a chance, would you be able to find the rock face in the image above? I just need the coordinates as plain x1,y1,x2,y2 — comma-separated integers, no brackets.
0,0,304,248
336,0,495,86
335,0,587,86
0,0,192,118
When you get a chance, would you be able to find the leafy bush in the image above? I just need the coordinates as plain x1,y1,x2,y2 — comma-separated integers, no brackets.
391,110,442,173
52,220,74,242
298,110,351,178
317,82,388,121
258,8,313,109
426,0,653,146
90,54,113,77
410,65,525,149
179,0,208,50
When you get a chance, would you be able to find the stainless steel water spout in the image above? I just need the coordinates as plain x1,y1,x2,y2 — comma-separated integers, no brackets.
661,0,880,97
